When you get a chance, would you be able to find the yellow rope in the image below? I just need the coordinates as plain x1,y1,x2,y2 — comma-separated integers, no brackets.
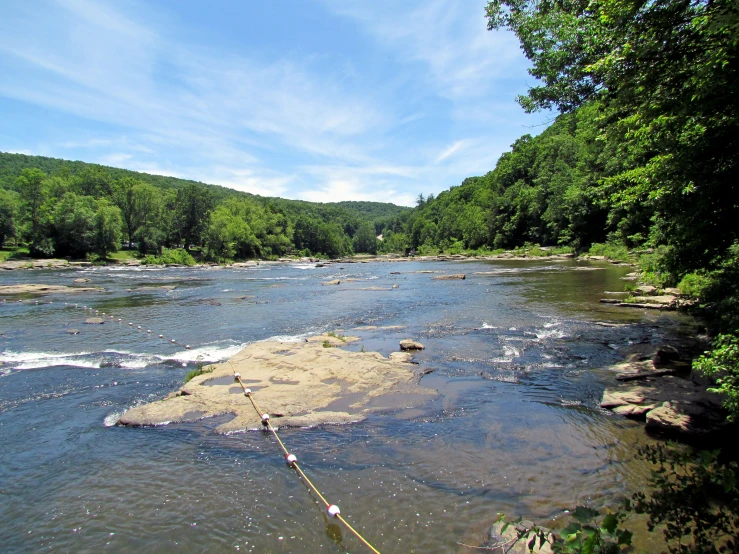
228,359,381,554
56,302,381,553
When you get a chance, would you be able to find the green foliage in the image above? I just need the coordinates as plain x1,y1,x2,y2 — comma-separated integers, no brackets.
1,152,408,260
326,331,346,342
0,188,19,246
322,340,332,348
694,334,739,421
353,222,378,254
678,273,711,299
184,363,214,384
588,243,631,263
498,508,631,554
486,0,739,277
551,506,631,554
140,248,196,266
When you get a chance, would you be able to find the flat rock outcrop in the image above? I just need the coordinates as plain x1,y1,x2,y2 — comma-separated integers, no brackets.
0,258,70,270
0,284,104,295
118,334,437,433
600,343,724,435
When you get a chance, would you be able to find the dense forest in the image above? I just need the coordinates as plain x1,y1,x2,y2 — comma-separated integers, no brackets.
0,152,409,260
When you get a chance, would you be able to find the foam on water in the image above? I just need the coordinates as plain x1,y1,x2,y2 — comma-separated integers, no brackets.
1,350,96,370
0,340,249,371
262,331,314,343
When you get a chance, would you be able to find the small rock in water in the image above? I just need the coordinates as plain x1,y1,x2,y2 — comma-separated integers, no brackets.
74,278,91,283
85,317,105,324
322,279,341,286
67,328,80,335
400,339,424,351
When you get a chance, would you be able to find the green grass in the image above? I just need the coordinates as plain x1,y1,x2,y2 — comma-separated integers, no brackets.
322,339,333,348
0,246,30,262
326,331,346,342
184,364,214,383
107,250,139,261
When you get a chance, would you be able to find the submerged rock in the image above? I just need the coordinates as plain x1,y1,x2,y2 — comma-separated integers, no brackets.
118,334,437,433
432,274,466,280
322,279,341,286
85,317,105,324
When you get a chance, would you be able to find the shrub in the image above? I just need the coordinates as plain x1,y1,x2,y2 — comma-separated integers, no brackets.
694,334,739,421
678,272,711,299
140,248,196,266
588,243,631,263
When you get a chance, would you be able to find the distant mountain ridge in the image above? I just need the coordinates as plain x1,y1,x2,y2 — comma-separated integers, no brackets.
0,151,409,220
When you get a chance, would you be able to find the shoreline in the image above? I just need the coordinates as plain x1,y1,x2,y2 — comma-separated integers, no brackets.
0,249,619,271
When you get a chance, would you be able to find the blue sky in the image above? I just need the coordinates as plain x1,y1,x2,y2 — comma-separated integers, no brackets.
0,0,549,206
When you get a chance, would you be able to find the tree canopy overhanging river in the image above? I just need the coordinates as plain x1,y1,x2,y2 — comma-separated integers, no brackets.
0,259,698,553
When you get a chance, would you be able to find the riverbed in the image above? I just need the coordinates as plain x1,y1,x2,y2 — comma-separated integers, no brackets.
0,259,696,553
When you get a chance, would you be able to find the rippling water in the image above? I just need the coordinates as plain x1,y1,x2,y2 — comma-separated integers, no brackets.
0,259,695,553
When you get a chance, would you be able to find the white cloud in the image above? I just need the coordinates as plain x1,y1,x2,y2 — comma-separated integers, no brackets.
298,165,419,206
0,0,548,205
323,0,524,101
435,140,467,164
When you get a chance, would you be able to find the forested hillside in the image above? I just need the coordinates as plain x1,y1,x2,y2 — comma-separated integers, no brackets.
0,152,409,259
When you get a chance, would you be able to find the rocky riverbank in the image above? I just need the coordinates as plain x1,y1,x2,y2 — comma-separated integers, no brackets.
596,274,724,437
0,249,581,271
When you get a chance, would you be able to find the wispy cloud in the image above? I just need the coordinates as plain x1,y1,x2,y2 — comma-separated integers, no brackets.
0,0,547,203
323,0,524,101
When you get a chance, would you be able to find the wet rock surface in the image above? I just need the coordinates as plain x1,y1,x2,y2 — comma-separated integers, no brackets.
600,342,725,436
431,273,466,280
0,284,104,295
118,333,437,433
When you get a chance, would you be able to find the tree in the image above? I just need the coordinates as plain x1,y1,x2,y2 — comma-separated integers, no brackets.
49,193,97,257
73,166,113,198
0,188,19,246
132,183,164,254
173,184,213,250
113,177,143,245
204,205,261,260
485,0,739,276
93,200,122,257
353,222,377,254
15,168,47,249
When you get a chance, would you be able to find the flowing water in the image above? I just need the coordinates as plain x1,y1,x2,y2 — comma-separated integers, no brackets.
0,259,696,553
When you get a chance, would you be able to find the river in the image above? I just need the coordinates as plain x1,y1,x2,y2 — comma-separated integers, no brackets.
0,259,696,553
